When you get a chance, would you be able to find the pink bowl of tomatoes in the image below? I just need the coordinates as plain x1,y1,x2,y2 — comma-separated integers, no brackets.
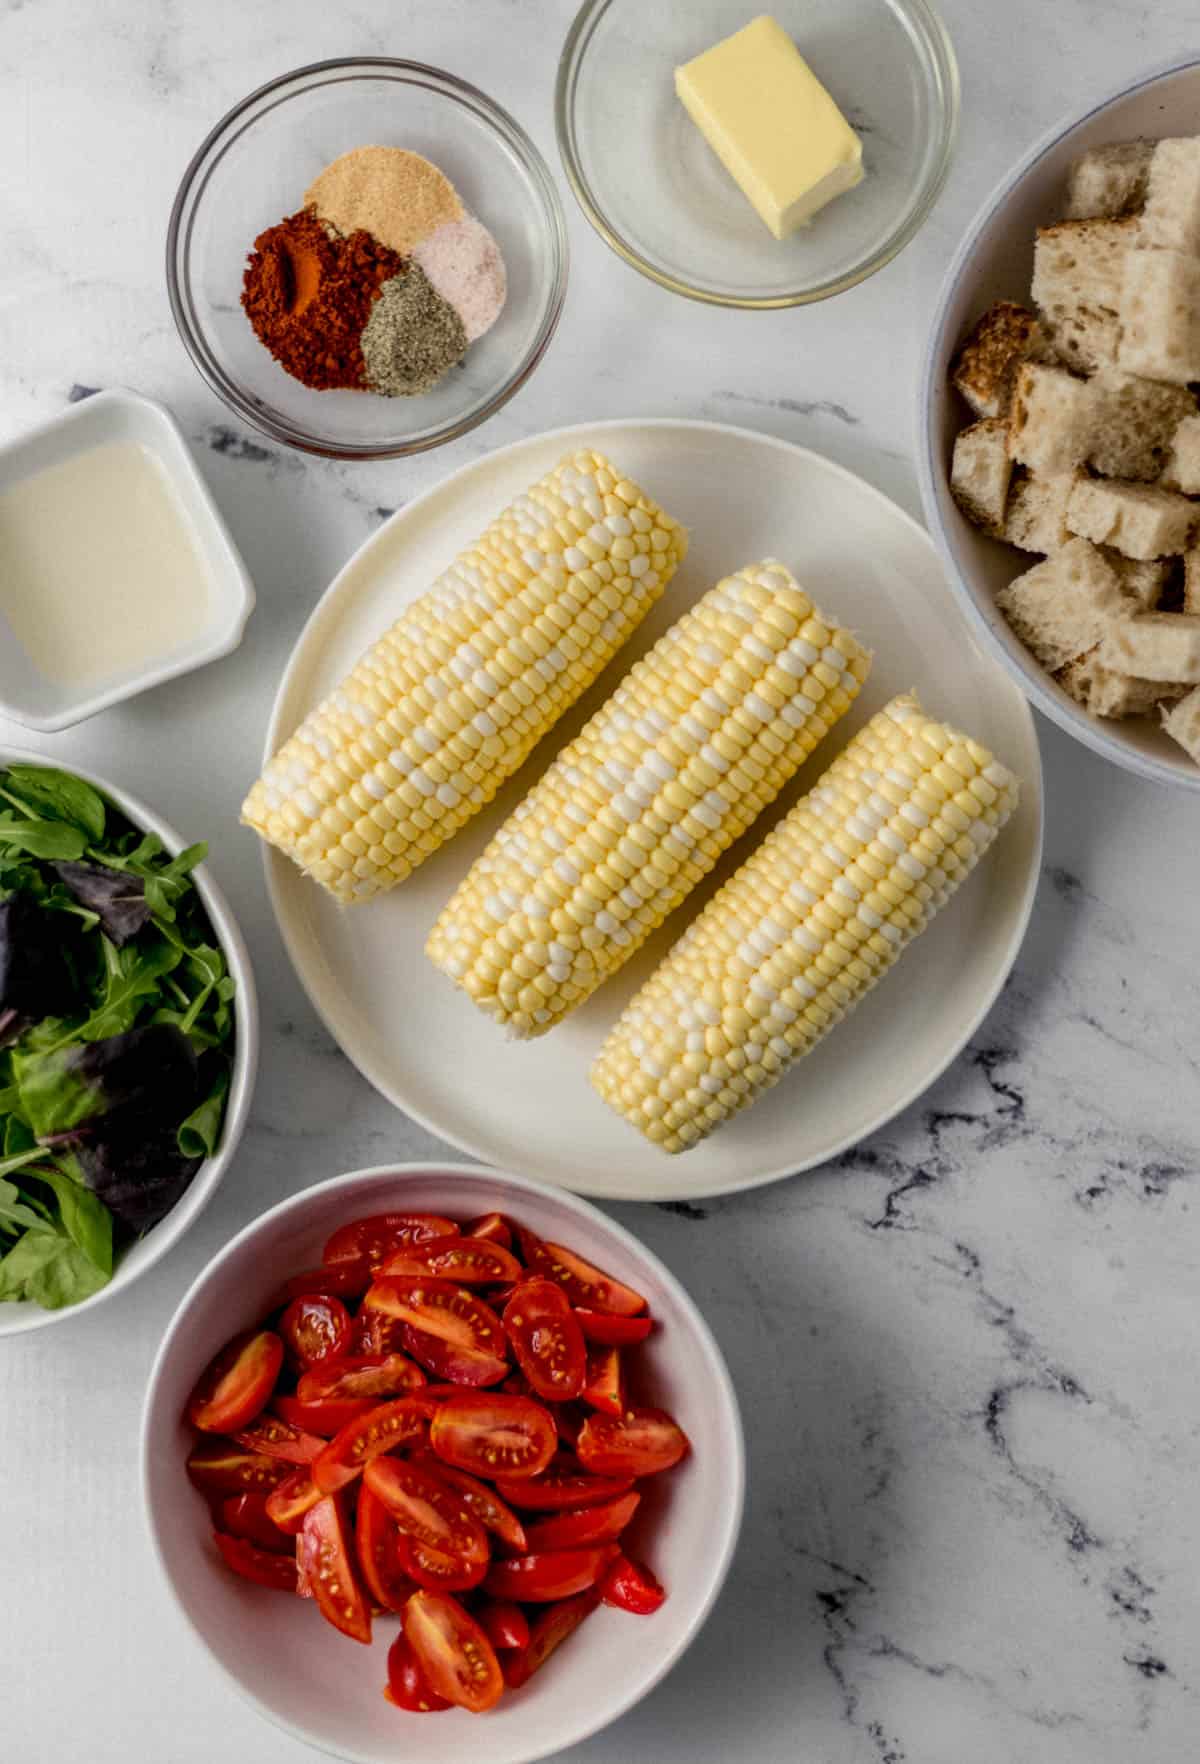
141,1162,744,1764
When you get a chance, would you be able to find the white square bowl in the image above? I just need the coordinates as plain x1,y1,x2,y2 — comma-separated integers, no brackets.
0,389,254,731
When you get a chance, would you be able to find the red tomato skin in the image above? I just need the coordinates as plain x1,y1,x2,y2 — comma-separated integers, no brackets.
272,1392,377,1438
363,1278,510,1386
581,1344,625,1418
478,1600,530,1651
298,1495,373,1644
264,1470,324,1534
523,1491,641,1553
324,1213,457,1270
231,1411,325,1465
298,1353,426,1405
403,1590,504,1713
355,1484,415,1614
385,1634,452,1712
411,1455,528,1553
573,1309,653,1346
213,1530,298,1592
397,1532,489,1593
576,1408,689,1478
381,1236,522,1286
503,1589,601,1688
483,1544,619,1603
312,1398,430,1495
512,1227,647,1317
502,1280,587,1402
429,1392,557,1481
279,1294,352,1369
186,1440,291,1496
267,1263,371,1310
186,1330,283,1434
362,1458,489,1566
219,1493,293,1553
600,1552,667,1615
493,1459,635,1512
466,1213,512,1248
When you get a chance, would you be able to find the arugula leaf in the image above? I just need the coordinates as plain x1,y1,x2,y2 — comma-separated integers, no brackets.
178,1065,230,1160
5,766,107,841
0,818,87,861
74,934,181,1043
0,1178,48,1236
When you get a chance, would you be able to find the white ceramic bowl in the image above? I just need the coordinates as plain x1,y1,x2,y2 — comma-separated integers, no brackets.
918,54,1200,792
0,748,259,1337
141,1162,744,1764
0,390,255,732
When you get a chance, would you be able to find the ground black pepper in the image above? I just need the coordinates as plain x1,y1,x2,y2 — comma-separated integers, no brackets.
360,265,468,398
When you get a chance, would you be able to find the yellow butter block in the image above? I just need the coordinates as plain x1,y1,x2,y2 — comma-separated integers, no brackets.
675,14,865,239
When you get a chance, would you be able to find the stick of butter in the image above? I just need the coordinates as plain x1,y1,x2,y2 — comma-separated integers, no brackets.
675,14,864,239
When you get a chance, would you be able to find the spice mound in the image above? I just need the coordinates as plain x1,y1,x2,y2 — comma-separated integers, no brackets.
240,146,508,401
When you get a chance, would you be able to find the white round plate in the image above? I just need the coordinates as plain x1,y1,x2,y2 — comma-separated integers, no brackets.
263,419,1043,1202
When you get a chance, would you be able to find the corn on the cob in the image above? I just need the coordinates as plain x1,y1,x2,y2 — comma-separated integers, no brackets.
591,693,1019,1151
427,561,871,1036
241,451,687,904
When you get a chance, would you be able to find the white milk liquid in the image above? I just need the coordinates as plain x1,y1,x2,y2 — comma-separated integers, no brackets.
0,441,211,686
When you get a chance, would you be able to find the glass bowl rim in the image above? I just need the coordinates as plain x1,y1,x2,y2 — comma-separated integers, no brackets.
554,0,961,309
166,56,570,460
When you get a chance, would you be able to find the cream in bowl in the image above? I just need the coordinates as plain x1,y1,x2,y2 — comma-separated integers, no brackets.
0,390,254,731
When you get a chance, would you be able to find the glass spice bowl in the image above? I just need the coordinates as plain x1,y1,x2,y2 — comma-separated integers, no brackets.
167,60,569,460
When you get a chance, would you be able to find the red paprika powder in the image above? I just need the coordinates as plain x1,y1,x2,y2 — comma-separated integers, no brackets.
241,209,403,391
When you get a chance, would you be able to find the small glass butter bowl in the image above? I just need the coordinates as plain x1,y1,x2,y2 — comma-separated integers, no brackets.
556,0,959,307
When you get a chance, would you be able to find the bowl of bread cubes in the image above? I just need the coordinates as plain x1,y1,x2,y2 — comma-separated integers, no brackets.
919,55,1200,790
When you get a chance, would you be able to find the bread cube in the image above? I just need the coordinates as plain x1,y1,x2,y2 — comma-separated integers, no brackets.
995,537,1135,670
1003,472,1078,553
1098,612,1200,681
1161,414,1200,495
951,302,1044,419
1183,548,1200,616
1040,306,1120,374
1117,248,1200,385
1162,685,1200,764
1066,478,1197,560
950,419,1012,535
1064,141,1154,220
1087,371,1196,481
1057,647,1168,718
1141,138,1200,253
1033,217,1140,314
1008,362,1096,474
1107,553,1170,611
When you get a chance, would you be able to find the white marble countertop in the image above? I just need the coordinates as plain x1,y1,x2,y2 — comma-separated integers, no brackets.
3,2,1200,1759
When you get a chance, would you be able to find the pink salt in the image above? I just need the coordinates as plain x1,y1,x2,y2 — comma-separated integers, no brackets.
413,214,507,343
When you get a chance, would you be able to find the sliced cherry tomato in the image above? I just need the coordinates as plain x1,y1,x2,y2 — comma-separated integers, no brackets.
324,1212,457,1271
411,1455,527,1553
466,1212,512,1248
573,1308,653,1346
430,1392,556,1480
273,1392,378,1437
581,1344,625,1418
267,1262,371,1310
213,1530,298,1592
381,1236,522,1286
577,1407,689,1477
363,1458,489,1567
348,1307,405,1356
298,1352,426,1405
484,1544,618,1603
232,1411,325,1465
494,1456,634,1511
362,1278,509,1386
298,1494,372,1643
600,1552,666,1614
477,1600,529,1651
219,1492,293,1552
403,1589,504,1713
513,1227,646,1316
186,1439,291,1496
397,1531,489,1593
503,1588,600,1689
356,1483,416,1614
312,1398,430,1495
279,1293,351,1369
524,1491,640,1553
185,1329,283,1433
502,1279,586,1402
265,1469,324,1534
385,1632,451,1713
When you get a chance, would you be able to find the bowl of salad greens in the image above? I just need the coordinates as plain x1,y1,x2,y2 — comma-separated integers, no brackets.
0,750,257,1334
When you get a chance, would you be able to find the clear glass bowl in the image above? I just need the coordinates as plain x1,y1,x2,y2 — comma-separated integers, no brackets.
556,0,958,308
167,60,568,459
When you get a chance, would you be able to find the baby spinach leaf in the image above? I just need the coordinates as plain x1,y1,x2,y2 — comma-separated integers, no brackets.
5,766,107,840
27,1163,112,1275
0,818,87,861
0,1229,64,1298
0,1178,47,1235
178,1065,229,1160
